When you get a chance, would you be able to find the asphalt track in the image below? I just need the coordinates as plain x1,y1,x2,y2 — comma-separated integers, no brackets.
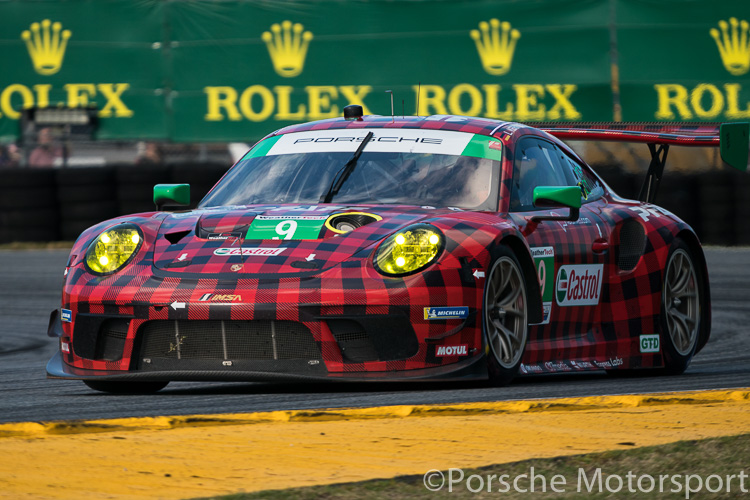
1,247,748,424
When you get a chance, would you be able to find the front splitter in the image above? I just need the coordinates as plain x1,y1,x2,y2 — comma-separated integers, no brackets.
46,350,488,384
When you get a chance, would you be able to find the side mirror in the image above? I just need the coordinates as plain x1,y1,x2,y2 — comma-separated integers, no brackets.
530,186,581,223
154,184,190,211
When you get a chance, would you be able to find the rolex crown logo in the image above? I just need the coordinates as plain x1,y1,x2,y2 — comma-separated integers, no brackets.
21,19,72,76
710,17,750,76
470,19,520,76
262,20,313,78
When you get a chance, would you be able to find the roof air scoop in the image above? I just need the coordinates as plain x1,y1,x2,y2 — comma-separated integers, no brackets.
343,104,364,121
325,212,382,234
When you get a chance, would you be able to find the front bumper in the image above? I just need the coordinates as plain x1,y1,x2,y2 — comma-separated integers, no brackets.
52,246,487,382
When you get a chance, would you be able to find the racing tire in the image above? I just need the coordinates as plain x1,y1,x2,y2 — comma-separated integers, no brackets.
83,380,169,394
483,246,529,386
660,239,703,375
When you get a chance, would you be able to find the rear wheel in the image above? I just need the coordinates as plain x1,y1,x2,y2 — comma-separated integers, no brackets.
660,239,702,374
484,246,529,386
83,380,169,394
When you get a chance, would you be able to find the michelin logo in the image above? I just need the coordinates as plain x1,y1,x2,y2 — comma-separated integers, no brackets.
423,306,469,320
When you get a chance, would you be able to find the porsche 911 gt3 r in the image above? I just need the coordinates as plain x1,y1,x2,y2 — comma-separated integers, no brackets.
46,106,749,393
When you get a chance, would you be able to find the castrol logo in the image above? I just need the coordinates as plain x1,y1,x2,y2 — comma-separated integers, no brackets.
555,264,603,306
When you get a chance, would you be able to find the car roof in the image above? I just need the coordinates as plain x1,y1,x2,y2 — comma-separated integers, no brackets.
271,114,522,139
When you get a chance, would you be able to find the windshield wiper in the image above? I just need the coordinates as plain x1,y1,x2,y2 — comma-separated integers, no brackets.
319,131,374,203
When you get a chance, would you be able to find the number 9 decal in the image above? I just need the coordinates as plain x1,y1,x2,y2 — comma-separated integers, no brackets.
537,259,546,296
274,220,298,240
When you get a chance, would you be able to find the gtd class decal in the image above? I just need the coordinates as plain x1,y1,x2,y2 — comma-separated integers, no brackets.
555,264,603,306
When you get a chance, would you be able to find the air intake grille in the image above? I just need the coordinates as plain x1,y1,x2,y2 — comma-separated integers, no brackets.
137,320,320,361
617,219,646,271
326,316,419,362
95,318,129,361
328,320,378,363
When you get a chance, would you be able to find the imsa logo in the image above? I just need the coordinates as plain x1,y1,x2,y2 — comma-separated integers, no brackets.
555,264,603,306
199,293,242,302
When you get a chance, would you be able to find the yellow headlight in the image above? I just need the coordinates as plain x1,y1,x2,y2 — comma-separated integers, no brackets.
375,225,443,276
85,224,143,275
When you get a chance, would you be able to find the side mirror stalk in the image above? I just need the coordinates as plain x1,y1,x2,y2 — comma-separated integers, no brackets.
531,207,580,223
529,186,582,223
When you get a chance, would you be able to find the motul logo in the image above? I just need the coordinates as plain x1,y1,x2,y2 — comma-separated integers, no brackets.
435,345,468,356
555,264,603,306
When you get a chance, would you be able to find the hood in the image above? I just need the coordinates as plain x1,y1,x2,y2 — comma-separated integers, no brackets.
151,204,449,276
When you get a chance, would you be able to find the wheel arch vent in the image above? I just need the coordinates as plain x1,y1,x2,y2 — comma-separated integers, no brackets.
616,219,646,272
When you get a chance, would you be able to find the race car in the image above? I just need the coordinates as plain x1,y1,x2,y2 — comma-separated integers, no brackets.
46,106,749,393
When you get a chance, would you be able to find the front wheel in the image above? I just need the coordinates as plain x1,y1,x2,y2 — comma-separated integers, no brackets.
83,380,169,394
660,239,703,375
484,246,529,386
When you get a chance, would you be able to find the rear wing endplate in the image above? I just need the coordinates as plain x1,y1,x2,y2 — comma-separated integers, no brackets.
719,122,749,172
531,122,749,203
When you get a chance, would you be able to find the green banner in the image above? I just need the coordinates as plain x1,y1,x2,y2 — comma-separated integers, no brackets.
616,0,750,122
0,0,748,143
0,1,166,141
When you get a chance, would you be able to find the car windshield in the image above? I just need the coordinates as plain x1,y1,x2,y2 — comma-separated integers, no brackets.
200,130,502,211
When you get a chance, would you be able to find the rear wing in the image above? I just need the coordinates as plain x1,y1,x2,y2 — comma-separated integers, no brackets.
529,122,749,203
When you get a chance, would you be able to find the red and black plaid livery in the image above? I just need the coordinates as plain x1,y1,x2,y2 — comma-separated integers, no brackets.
55,206,510,378
47,115,712,384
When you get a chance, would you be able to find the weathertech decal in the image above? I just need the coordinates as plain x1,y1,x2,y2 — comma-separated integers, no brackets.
255,215,328,221
208,232,242,241
555,264,603,306
213,247,286,257
423,306,469,320
435,345,468,356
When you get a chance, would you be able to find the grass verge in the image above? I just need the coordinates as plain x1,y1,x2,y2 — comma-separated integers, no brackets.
197,434,750,499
